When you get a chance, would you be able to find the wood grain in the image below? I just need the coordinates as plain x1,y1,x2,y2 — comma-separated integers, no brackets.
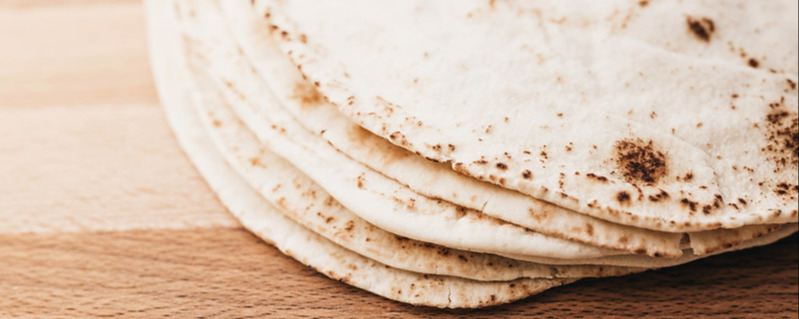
0,229,795,318
0,1,796,318
0,0,156,108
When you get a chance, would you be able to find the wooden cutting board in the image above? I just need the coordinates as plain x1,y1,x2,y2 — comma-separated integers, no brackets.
1,1,796,317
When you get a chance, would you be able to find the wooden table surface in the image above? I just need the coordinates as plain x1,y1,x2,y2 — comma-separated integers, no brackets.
1,1,796,318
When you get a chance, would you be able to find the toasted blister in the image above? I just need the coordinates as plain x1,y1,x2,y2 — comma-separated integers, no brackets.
147,0,579,308
253,0,799,232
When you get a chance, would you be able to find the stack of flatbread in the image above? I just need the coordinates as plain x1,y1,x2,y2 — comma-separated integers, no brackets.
145,0,799,308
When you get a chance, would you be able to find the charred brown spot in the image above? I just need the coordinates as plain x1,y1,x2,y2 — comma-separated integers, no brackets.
356,175,364,188
522,170,533,179
617,191,631,204
648,189,670,202
686,17,715,42
748,58,759,68
683,172,694,181
249,157,264,167
774,182,798,196
638,0,649,7
586,173,608,183
787,79,798,90
702,205,712,215
614,138,667,185
681,198,698,212
496,163,508,170
763,109,798,169
291,81,324,108
738,198,747,206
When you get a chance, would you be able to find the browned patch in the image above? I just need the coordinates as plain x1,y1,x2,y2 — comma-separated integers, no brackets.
614,138,668,185
787,79,797,90
521,170,533,179
763,109,798,169
617,191,631,205
356,175,364,188
680,198,698,212
638,0,649,7
648,189,670,202
496,163,508,170
452,162,468,175
586,173,608,183
248,157,264,167
686,17,715,42
748,58,759,68
774,182,799,196
291,81,324,108
585,223,594,236
343,220,354,232
212,119,222,127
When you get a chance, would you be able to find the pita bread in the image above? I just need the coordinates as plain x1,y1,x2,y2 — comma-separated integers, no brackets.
255,0,799,232
146,0,576,307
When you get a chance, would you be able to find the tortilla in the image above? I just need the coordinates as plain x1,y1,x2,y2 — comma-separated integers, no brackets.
187,40,644,280
179,0,793,267
503,223,797,266
147,0,799,308
176,0,630,260
146,0,575,307
219,0,788,258
218,0,682,257
255,0,799,232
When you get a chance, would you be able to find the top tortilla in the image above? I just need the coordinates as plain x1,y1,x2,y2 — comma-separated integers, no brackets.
255,0,799,232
